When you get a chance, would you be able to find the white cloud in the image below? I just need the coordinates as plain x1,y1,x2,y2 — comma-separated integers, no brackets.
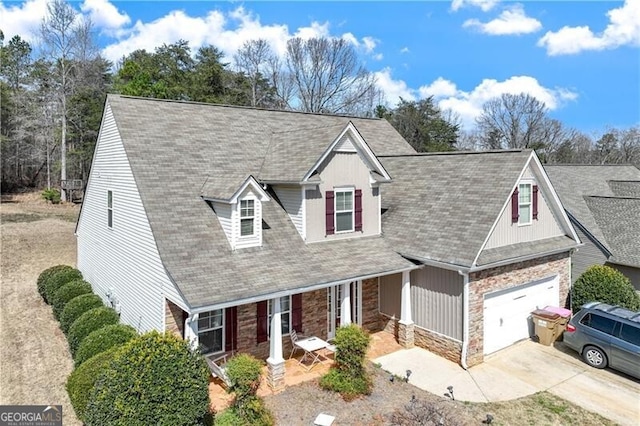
419,77,458,98
538,0,640,55
0,0,49,43
80,0,130,33
374,68,417,102
400,47,410,54
463,4,542,35
372,53,384,61
451,0,499,12
362,36,377,53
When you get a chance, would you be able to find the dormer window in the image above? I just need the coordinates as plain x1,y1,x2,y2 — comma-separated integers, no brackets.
335,189,354,232
511,182,539,225
240,199,255,236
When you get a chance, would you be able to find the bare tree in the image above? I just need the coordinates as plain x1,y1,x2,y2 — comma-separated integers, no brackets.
234,39,273,107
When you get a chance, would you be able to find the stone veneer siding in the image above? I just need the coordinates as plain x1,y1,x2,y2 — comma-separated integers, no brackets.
466,252,571,366
165,299,185,338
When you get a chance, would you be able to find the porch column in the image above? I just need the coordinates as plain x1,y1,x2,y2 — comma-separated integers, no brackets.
340,282,352,326
398,271,415,348
184,313,199,349
266,297,285,390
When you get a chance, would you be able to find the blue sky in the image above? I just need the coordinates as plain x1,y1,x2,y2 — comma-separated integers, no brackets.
1,0,638,133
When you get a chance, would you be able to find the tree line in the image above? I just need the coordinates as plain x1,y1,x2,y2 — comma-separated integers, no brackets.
1,0,638,196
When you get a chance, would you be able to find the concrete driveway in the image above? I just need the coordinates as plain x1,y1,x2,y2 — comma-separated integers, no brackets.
375,340,640,426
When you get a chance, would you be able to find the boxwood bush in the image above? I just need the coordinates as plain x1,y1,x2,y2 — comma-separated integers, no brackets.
85,331,211,426
43,267,83,304
223,354,273,426
68,307,120,356
51,280,93,320
572,265,640,313
60,294,104,335
66,347,119,422
75,324,137,367
37,265,76,301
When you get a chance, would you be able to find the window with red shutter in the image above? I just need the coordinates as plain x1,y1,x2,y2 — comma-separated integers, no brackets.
354,189,362,231
511,188,519,223
291,293,302,333
225,306,237,352
256,301,268,343
533,185,539,220
325,191,335,235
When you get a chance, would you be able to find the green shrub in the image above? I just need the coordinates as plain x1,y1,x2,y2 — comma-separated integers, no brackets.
85,331,211,426
42,188,61,204
50,280,93,320
222,354,273,425
60,294,104,334
214,398,273,426
320,324,372,400
572,265,640,313
37,265,76,301
68,307,120,356
42,267,83,304
66,347,119,422
74,324,137,367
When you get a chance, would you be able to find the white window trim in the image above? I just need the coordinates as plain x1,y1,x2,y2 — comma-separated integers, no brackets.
239,198,256,238
268,295,292,337
334,187,355,234
197,309,225,355
518,182,533,226
107,190,113,229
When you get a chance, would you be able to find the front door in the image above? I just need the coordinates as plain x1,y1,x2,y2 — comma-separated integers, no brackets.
327,281,362,340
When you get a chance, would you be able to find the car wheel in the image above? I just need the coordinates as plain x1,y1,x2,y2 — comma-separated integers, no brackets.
582,345,607,369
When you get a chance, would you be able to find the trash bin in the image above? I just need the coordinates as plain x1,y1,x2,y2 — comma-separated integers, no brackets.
531,309,561,346
544,306,572,341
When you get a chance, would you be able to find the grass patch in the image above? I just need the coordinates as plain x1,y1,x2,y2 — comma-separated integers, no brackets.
1,213,45,223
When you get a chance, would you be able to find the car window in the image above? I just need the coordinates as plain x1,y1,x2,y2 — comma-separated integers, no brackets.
580,313,617,335
619,324,640,346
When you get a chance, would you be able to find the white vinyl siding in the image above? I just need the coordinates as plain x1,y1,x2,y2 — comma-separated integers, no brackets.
572,227,608,283
272,185,305,239
213,202,233,246
77,103,186,333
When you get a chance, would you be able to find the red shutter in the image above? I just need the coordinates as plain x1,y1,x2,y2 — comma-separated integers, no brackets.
511,187,519,223
225,306,237,352
325,191,335,235
354,189,363,232
256,301,268,343
291,293,303,333
532,185,539,220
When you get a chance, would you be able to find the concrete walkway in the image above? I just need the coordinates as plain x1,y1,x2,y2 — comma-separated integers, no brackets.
375,340,640,426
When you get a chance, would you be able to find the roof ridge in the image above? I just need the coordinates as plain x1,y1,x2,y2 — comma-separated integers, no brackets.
585,195,640,201
378,149,527,158
545,164,639,167
109,94,383,121
270,122,348,135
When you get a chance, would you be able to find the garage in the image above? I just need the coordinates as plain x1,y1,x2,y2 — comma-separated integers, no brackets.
483,275,559,355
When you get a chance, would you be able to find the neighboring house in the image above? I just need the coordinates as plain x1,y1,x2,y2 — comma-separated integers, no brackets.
546,165,640,291
76,95,579,388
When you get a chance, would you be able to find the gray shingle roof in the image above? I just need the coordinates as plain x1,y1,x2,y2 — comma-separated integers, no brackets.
107,95,416,308
608,180,640,197
200,175,250,200
476,236,577,266
584,196,640,267
379,150,533,268
545,165,640,255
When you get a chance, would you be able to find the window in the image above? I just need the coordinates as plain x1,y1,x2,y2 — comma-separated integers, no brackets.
580,313,617,335
198,309,224,354
518,183,532,225
619,324,640,346
107,190,113,228
335,190,354,232
268,296,291,336
240,199,254,237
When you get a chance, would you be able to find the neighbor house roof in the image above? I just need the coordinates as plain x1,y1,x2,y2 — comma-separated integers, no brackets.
106,95,416,309
380,150,545,268
545,165,640,266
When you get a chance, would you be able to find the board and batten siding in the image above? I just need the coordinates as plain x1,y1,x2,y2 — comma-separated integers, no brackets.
305,151,380,242
77,103,186,333
379,273,402,317
572,227,608,283
485,169,565,249
411,266,463,341
273,185,304,239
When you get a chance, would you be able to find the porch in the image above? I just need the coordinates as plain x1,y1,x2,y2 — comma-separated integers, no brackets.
208,330,403,412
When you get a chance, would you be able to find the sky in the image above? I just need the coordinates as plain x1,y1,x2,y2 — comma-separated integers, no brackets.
1,0,639,133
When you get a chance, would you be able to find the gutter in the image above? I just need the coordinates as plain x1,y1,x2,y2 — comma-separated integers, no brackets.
459,270,470,370
468,244,580,273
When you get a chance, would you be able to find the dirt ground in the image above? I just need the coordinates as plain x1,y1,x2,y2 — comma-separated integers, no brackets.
0,192,81,425
0,192,617,426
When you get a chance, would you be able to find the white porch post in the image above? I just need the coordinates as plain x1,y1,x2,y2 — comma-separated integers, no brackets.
266,297,285,390
398,270,415,348
184,313,199,349
340,282,352,326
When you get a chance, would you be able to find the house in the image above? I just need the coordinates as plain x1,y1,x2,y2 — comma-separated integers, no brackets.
545,165,640,291
76,95,580,388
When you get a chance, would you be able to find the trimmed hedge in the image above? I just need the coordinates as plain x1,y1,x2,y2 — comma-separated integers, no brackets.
75,324,137,367
68,307,120,356
60,294,104,335
85,331,210,426
67,347,119,422
43,267,83,304
572,265,640,313
51,280,93,320
37,265,76,301
224,354,273,426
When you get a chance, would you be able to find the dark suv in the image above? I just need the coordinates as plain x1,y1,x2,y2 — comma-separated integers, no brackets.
564,302,640,379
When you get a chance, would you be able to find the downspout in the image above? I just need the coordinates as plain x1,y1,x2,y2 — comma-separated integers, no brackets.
459,270,470,370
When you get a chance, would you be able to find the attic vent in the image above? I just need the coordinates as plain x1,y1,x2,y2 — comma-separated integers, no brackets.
334,135,357,152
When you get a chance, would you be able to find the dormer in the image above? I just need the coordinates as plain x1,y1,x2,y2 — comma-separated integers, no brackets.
201,175,270,250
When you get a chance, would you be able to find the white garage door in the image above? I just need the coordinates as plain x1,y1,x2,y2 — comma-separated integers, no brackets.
483,275,559,355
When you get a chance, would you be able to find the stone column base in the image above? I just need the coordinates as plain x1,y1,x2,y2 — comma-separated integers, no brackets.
266,358,285,391
398,320,415,348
